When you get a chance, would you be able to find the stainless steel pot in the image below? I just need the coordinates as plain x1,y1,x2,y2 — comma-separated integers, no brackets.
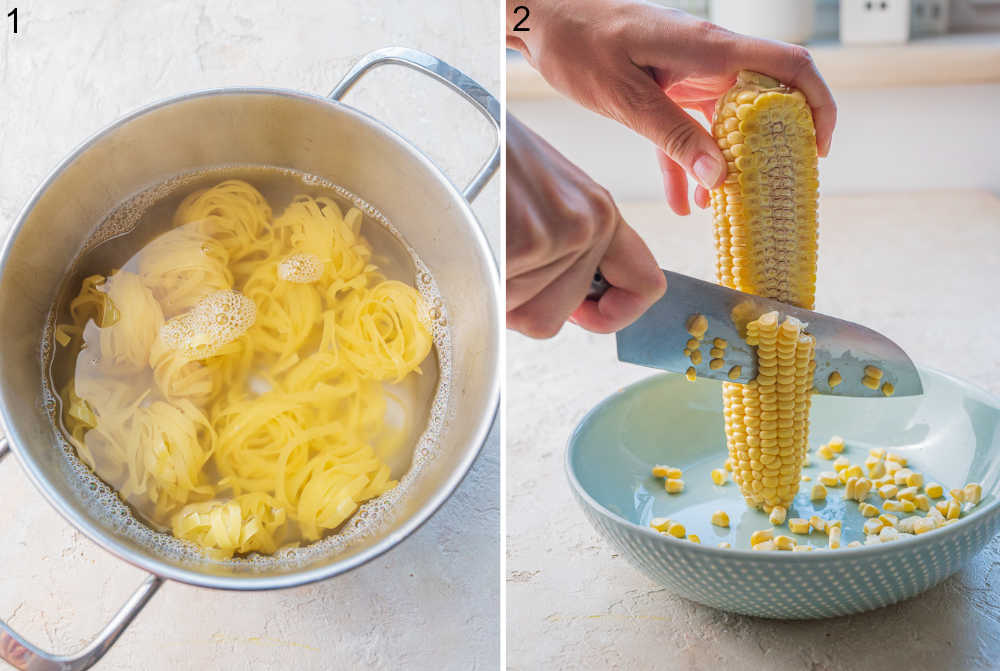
0,47,500,671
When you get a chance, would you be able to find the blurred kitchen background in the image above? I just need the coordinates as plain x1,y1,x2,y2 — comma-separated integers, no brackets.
507,0,1000,196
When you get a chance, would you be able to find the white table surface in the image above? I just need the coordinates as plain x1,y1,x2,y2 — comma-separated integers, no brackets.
508,192,1000,670
0,2,499,669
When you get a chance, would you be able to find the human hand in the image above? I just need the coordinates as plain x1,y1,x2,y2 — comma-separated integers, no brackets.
507,0,836,215
506,115,666,338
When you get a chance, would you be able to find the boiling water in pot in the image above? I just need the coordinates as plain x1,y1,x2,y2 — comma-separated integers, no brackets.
40,165,452,568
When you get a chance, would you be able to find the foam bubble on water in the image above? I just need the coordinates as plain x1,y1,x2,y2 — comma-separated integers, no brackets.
277,252,323,284
40,164,455,573
160,289,255,360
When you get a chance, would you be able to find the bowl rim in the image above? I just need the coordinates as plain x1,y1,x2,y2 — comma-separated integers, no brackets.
565,365,1000,562
0,86,500,590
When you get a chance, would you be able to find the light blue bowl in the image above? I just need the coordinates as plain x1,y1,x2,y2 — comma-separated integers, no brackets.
566,367,1000,619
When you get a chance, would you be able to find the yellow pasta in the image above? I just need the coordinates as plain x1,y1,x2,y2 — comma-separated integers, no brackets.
58,180,433,556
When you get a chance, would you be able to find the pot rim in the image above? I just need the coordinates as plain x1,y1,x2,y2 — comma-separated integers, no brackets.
0,86,500,590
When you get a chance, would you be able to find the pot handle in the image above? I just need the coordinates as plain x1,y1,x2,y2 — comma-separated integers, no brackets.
329,47,500,203
0,437,164,671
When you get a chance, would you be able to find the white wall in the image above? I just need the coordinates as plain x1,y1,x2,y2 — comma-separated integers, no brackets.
510,83,1000,200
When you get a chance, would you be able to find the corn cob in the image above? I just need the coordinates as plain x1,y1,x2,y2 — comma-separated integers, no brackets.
710,71,819,512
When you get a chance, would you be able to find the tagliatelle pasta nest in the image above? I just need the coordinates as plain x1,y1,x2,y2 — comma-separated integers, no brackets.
57,180,433,558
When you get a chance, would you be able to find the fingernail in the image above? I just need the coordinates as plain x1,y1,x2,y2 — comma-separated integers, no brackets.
693,154,723,189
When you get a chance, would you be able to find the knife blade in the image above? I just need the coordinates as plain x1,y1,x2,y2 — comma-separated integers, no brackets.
590,269,922,398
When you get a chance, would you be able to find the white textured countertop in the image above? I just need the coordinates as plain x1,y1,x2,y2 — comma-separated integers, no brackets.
0,2,499,669
508,191,1000,670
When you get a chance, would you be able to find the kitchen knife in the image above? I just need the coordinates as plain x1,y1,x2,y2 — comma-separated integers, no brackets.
589,269,922,398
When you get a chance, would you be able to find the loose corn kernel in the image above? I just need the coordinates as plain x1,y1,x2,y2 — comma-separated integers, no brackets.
826,520,843,531
833,456,850,472
753,540,777,551
709,358,725,370
841,465,864,483
713,337,727,349
687,534,701,544
650,517,672,531
854,477,873,501
882,382,895,397
690,349,703,365
862,375,880,390
886,453,907,466
885,461,902,475
927,507,946,526
817,444,835,460
878,513,898,527
710,469,727,486
935,500,950,515
727,365,741,380
905,471,924,488
878,484,898,500
811,484,828,500
869,447,887,460
864,365,884,380
686,337,700,350
769,506,787,526
950,488,965,503
893,468,914,486
686,314,708,338
665,478,685,494
859,502,880,517
667,467,683,479
809,515,826,532
718,542,731,548
818,472,839,487
788,518,811,534
792,544,815,552
847,541,862,548
651,465,670,478
666,521,686,537
710,347,725,358
914,494,931,511
711,510,730,527
864,519,884,535
845,477,858,500
964,483,983,504
876,475,894,487
828,371,843,388
750,528,775,545
685,367,697,381
868,460,886,479
879,527,900,543
913,518,936,535
883,499,915,513
828,526,842,549
946,500,961,520
925,482,943,498
774,535,796,550
724,458,734,472
897,486,918,501
828,436,845,453
896,516,918,534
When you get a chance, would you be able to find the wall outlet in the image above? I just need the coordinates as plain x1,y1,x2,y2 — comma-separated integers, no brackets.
912,0,950,34
840,0,912,44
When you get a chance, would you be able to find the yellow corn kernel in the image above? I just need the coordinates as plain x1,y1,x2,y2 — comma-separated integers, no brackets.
809,515,826,532
727,365,742,380
709,347,725,359
792,544,815,552
666,521,686,538
817,444,835,460
788,518,811,534
881,382,895,397
869,447,887,460
896,516,918,534
724,458,734,472
854,477,873,501
893,468,914,486
833,456,849,472
769,506,787,526
883,499,915,513
828,436,845,453
690,349,703,365
876,475,894,487
946,500,961,520
862,375,880,390
686,314,708,338
950,488,965,503
683,348,692,357
867,460,886,479
905,471,924,488
750,528,774,545
711,510,730,527
818,472,839,487
847,541,862,548
886,453,907,466
964,483,983,505
859,502,880,517
811,484,828,500
685,367,696,382
864,365,884,380
935,500,950,515
713,337,728,349
753,540,777,551
651,465,681,479
841,465,864,483
879,527,900,543
913,517,936,535
828,526,842,549
864,519,884,535
878,484,898,500
686,337,700,350
828,371,842,388
914,494,931,511
650,517,672,531
878,513,898,527
708,358,723,370
665,478,685,494
885,461,902,475
774,535,796,550
687,534,701,544
826,520,842,531
651,465,668,478
718,541,732,548
845,477,858,500
710,469,727,486
897,486,918,501
924,482,944,498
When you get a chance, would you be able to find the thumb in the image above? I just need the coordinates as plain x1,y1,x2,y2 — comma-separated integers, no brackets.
616,76,726,190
